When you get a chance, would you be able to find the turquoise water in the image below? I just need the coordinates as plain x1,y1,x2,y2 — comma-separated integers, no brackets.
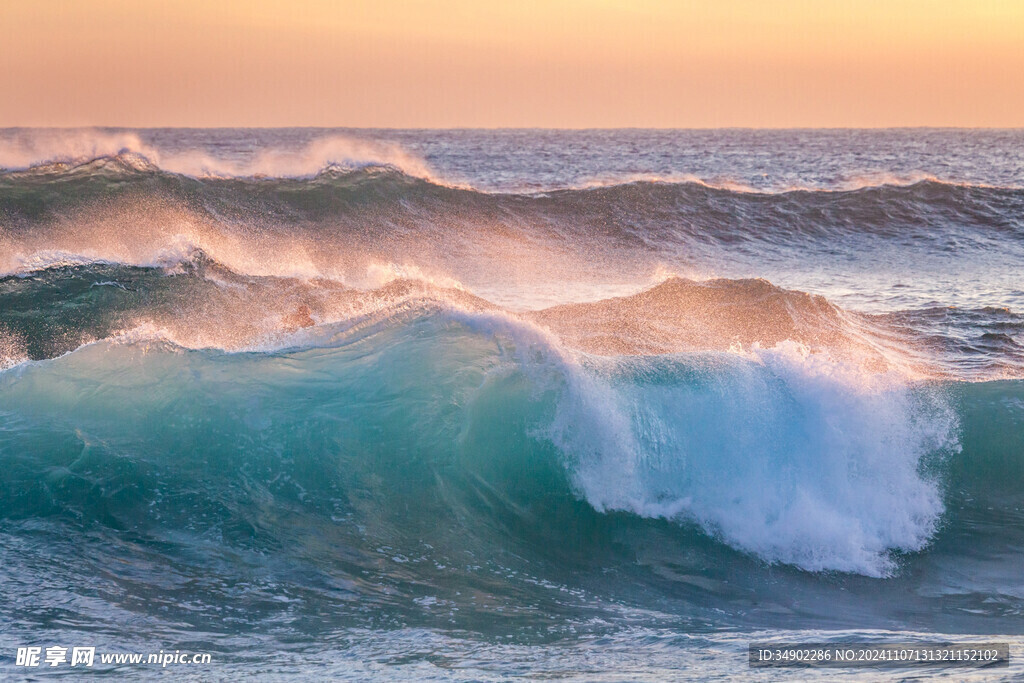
1,129,1022,679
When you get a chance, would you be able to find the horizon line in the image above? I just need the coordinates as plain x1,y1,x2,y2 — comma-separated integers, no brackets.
3,125,1024,132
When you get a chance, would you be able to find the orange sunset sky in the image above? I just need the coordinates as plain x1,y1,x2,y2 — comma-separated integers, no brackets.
1,0,1022,128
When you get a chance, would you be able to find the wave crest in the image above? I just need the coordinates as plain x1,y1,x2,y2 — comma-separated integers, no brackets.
0,303,962,577
0,129,437,180
551,341,957,577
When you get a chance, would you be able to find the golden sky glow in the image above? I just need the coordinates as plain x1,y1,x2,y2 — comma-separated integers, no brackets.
1,0,1022,127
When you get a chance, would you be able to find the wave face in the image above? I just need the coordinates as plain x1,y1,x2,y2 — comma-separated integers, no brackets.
1,129,1024,676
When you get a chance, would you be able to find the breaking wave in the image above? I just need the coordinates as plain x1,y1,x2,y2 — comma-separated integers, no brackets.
0,300,969,579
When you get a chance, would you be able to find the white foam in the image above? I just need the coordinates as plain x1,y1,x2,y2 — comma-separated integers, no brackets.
0,329,29,371
372,309,959,577
362,262,466,292
415,308,958,576
546,341,959,577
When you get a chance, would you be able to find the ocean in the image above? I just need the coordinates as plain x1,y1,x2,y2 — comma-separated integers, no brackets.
0,128,1022,680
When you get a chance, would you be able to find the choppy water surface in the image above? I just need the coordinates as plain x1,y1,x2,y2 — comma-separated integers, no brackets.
1,128,1022,679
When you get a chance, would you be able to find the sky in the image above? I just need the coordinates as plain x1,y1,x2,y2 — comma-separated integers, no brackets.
1,0,1022,128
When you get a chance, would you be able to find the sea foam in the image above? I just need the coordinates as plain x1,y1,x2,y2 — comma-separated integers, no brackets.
548,341,959,576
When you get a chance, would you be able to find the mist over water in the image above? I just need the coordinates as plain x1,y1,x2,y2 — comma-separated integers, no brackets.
1,128,1023,679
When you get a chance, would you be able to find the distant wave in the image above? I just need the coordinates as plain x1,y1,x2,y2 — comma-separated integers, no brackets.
2,255,1022,383
0,129,440,181
571,170,1023,194
4,149,1021,203
3,154,1022,266
1,131,1020,196
2,140,1022,382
